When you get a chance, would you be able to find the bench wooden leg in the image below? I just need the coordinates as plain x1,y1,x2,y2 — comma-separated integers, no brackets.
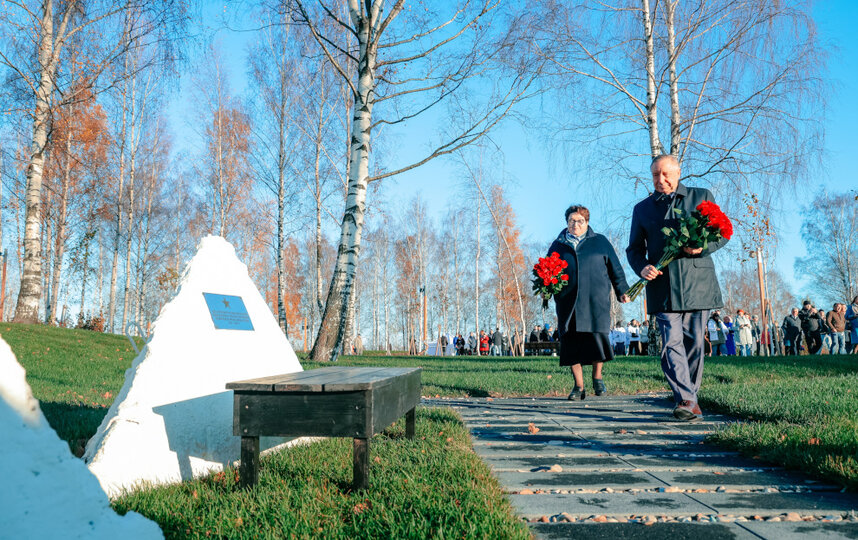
405,407,416,439
240,436,260,489
353,437,369,490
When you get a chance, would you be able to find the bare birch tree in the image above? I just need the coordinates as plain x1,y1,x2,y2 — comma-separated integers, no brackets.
293,0,538,361
796,192,858,306
533,0,824,189
0,0,188,324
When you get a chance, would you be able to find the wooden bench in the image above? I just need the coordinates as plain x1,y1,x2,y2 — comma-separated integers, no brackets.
523,341,560,356
226,366,422,490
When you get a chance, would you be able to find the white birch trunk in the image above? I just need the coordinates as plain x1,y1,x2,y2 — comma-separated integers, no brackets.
48,122,72,324
14,0,57,323
665,0,681,156
475,196,480,344
642,0,663,157
276,87,288,334
309,6,377,362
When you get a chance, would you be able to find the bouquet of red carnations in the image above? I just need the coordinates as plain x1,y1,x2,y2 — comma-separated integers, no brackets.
625,200,733,302
532,251,569,305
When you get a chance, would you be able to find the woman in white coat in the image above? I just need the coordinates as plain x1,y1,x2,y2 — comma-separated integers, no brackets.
734,309,754,356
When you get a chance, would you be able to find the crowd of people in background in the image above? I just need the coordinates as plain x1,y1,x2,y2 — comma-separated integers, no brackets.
426,296,858,358
609,320,650,355
779,297,858,356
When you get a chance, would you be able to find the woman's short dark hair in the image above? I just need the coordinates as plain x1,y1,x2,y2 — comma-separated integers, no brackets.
564,205,590,222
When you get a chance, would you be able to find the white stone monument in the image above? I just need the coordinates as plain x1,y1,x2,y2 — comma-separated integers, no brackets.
0,337,163,539
85,235,303,497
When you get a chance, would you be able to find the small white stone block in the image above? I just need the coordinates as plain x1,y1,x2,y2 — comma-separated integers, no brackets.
0,337,162,539
85,236,303,497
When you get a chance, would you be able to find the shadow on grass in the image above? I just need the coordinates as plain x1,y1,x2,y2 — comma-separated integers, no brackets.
40,401,109,454
423,384,491,397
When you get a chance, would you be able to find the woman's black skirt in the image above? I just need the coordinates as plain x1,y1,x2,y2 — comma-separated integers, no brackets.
559,312,614,367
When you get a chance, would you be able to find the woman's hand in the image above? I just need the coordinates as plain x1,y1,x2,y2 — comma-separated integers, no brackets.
682,246,703,256
619,294,631,303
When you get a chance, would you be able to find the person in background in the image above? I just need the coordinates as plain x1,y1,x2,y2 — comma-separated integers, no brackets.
440,333,448,355
529,325,540,343
540,324,551,342
627,320,641,355
479,330,489,355
734,310,753,357
456,334,465,355
723,315,736,356
817,310,832,354
799,301,822,354
827,303,846,355
467,332,477,355
782,308,802,356
846,297,858,354
708,312,727,356
640,320,650,354
751,314,761,355
353,334,364,355
610,322,628,356
491,327,503,356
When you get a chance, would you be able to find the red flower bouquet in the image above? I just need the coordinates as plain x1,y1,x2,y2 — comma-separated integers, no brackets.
532,251,569,305
626,201,733,301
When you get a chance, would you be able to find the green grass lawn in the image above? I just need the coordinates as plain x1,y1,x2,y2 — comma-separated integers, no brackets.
5,322,858,538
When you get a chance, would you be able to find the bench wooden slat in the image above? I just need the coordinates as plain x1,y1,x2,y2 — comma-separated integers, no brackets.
323,367,419,391
226,366,354,391
272,367,390,392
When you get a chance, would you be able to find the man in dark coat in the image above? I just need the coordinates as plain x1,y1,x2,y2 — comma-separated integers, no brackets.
798,301,822,354
491,328,503,356
782,308,802,355
626,154,729,421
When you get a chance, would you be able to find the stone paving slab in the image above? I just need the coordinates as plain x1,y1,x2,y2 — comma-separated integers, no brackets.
622,454,761,469
530,522,757,540
422,396,858,539
498,470,665,490
508,492,713,517
469,442,612,457
692,492,858,515
651,470,835,490
481,455,631,470
739,520,858,539
508,491,858,518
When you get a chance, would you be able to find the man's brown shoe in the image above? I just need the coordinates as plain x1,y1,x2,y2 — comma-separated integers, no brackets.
673,400,703,421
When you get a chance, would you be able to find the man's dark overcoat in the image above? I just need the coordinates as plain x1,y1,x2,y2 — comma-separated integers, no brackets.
781,314,801,341
626,183,728,313
549,227,628,336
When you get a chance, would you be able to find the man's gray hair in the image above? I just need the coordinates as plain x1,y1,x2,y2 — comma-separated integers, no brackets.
651,154,680,168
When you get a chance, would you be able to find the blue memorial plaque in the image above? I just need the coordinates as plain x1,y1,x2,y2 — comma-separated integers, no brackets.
202,293,254,331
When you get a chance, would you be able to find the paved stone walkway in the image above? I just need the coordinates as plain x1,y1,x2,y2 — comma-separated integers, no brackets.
423,394,858,539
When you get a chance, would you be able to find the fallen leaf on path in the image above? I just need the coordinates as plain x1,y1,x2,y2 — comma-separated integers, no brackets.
528,423,540,434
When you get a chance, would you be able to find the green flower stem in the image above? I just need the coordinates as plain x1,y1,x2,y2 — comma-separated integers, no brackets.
625,251,678,302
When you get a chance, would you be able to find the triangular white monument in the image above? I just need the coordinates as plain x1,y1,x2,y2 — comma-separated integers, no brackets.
85,236,303,497
0,336,163,539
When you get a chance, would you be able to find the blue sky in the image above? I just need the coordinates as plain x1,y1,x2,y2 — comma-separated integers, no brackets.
169,1,858,305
